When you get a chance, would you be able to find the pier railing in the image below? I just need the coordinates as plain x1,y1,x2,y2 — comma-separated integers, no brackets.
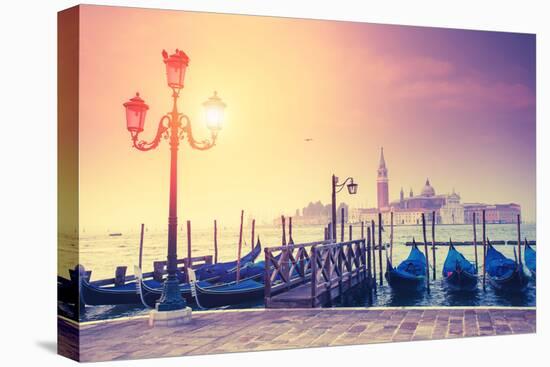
264,239,333,301
264,238,369,307
311,239,367,307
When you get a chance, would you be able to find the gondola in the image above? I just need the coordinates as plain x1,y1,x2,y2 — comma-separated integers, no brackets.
193,278,264,308
135,268,213,308
135,262,266,308
193,240,262,281
385,242,427,292
524,242,536,280
189,254,309,309
80,276,162,306
80,268,227,306
442,242,478,291
485,243,528,292
192,264,313,309
58,276,78,304
78,242,262,306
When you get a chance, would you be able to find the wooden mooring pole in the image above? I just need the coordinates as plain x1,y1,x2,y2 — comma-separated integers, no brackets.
516,214,522,266
431,211,436,280
281,215,287,246
289,217,294,244
349,224,353,240
280,215,290,280
472,212,478,272
421,213,430,293
390,212,394,264
251,219,255,252
378,213,383,286
338,224,344,303
371,220,377,291
482,210,487,291
186,220,192,275
236,210,244,283
366,227,373,296
138,223,145,269
214,219,218,264
341,207,345,242
361,221,364,239
510,237,517,262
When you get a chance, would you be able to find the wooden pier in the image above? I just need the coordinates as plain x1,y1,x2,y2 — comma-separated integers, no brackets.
264,238,370,308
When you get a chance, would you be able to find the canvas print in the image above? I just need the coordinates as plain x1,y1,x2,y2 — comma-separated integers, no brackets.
58,5,536,362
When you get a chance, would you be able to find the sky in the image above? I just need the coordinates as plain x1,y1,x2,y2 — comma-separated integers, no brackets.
76,5,536,232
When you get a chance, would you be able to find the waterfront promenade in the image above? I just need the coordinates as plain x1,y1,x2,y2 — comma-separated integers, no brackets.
59,307,535,362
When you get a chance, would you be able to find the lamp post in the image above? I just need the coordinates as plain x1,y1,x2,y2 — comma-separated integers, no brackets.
331,175,358,241
123,49,225,312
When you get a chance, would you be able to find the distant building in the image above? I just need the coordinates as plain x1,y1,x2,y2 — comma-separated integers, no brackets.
275,201,349,226
351,148,521,225
463,203,486,224
390,178,447,212
350,207,379,224
351,207,433,225
393,208,435,225
377,148,389,210
463,203,521,224
439,190,464,224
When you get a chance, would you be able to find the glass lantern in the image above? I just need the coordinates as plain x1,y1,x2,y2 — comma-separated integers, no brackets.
123,93,149,133
203,91,226,131
347,180,358,195
162,49,189,90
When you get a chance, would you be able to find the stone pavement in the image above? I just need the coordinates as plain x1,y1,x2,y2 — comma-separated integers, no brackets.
58,307,536,362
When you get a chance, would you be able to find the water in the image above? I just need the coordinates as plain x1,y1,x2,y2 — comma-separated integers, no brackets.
60,223,536,321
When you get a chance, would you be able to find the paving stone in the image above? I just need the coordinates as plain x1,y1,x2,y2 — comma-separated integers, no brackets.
58,307,535,362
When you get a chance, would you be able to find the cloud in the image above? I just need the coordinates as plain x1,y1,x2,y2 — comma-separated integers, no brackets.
403,56,456,79
396,77,534,111
368,56,535,112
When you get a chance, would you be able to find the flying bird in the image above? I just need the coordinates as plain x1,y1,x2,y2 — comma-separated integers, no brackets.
304,138,313,142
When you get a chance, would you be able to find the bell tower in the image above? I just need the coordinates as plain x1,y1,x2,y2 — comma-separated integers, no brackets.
377,147,389,210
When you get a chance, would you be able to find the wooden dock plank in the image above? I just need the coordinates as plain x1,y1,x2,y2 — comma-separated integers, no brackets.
267,271,364,308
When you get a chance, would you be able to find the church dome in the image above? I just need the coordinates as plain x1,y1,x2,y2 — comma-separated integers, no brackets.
421,178,435,197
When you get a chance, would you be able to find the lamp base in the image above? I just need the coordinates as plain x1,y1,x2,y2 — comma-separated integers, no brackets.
148,307,192,327
156,275,187,311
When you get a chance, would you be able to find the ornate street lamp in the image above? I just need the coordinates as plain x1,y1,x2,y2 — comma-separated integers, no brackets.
123,49,225,313
331,175,358,241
